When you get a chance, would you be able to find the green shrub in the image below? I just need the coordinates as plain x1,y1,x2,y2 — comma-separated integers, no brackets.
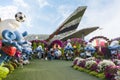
83,69,91,73
72,64,105,80
0,66,9,78
73,65,79,70
89,71,98,76
97,73,105,79
10,62,18,69
78,67,85,72
3,63,14,73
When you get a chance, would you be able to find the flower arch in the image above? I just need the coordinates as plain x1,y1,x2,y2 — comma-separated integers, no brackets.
89,36,110,42
89,36,110,56
89,36,110,47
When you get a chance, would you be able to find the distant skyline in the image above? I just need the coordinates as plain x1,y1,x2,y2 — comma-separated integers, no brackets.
0,0,120,40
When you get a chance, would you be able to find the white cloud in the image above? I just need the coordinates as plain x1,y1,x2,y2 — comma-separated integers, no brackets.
56,5,75,27
13,0,29,9
37,0,51,8
78,0,120,40
0,5,18,20
58,5,73,18
24,15,32,27
17,14,32,33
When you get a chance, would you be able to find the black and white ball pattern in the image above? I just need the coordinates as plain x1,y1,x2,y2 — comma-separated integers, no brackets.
15,12,26,22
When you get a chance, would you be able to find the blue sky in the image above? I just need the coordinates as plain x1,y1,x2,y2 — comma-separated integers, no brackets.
0,0,120,40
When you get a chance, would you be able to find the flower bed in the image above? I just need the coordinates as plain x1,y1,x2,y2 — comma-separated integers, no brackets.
72,57,120,80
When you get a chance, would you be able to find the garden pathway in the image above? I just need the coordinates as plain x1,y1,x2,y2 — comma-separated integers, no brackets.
4,60,101,80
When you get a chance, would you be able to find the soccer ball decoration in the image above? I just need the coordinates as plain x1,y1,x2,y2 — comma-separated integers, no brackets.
15,12,26,22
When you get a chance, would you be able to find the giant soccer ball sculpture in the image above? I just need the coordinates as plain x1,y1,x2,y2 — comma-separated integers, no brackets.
15,12,26,22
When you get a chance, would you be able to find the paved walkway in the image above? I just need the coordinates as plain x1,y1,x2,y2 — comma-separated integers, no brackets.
4,60,101,80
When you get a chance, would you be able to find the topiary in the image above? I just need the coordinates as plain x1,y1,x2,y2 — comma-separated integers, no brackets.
97,73,105,79
0,66,9,78
10,62,18,69
83,69,91,73
3,63,14,73
77,67,85,72
89,71,98,76
73,65,79,70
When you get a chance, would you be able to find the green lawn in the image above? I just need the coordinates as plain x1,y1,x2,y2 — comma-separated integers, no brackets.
4,60,101,80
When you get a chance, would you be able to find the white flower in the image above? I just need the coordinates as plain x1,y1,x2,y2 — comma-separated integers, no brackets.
73,57,85,65
74,57,80,61
86,57,95,61
76,58,85,65
98,60,115,72
115,70,120,80
113,59,120,65
85,60,96,69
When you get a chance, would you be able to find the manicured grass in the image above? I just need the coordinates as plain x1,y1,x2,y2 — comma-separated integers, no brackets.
4,60,101,80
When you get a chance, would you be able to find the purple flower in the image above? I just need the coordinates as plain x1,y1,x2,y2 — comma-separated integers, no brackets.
73,59,78,66
96,59,101,63
63,38,86,47
90,63,98,71
78,60,86,68
51,40,63,47
104,65,120,79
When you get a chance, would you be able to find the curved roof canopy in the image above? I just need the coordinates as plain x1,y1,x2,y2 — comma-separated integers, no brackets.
60,26,99,41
